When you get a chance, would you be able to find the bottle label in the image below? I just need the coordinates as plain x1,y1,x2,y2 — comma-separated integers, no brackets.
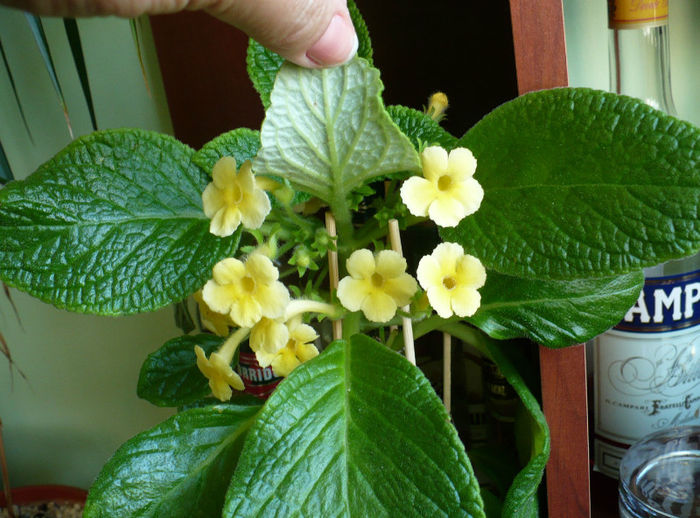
594,270,700,478
608,0,668,29
238,351,282,399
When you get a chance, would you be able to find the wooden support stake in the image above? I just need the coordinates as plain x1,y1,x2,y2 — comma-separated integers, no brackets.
388,219,416,365
325,212,342,340
0,418,15,518
443,333,452,413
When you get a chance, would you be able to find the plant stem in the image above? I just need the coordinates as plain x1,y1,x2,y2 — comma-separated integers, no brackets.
443,333,452,413
0,417,15,518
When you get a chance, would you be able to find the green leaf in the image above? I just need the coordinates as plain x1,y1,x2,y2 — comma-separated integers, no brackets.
0,36,33,143
173,299,195,335
246,0,373,110
387,104,458,151
0,139,13,185
84,403,261,518
224,335,485,518
0,129,240,315
137,333,223,407
469,270,644,348
254,58,420,208
445,88,700,280
192,128,261,173
24,14,73,138
64,18,97,130
129,17,152,96
444,327,549,518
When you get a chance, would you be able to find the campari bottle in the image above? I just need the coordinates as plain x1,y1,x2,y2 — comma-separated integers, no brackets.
593,0,700,479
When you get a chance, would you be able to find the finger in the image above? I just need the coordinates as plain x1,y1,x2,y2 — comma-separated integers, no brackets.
205,0,358,68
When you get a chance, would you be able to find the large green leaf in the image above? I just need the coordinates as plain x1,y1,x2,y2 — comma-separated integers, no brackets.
444,326,549,517
137,334,224,407
0,129,240,315
193,128,261,174
469,270,644,347
224,335,485,517
445,88,700,280
254,58,420,208
246,0,373,109
84,402,261,518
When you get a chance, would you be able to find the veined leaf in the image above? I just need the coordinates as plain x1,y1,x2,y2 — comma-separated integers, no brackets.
137,333,224,407
193,128,260,173
0,36,33,142
470,270,644,348
63,18,97,130
0,140,13,185
388,104,458,151
224,335,485,518
445,88,700,280
246,0,373,109
0,129,240,315
84,402,261,518
24,14,73,138
254,58,420,208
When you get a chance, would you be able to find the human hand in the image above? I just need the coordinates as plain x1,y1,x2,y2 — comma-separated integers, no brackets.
0,0,359,68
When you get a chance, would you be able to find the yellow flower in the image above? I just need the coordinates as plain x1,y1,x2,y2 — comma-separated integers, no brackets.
426,92,449,122
337,249,418,323
202,254,290,328
202,157,271,237
194,328,249,401
250,317,289,355
400,146,484,227
255,322,319,377
193,290,232,337
416,242,486,318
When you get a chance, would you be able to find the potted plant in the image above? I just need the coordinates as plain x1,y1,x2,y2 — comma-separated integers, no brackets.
0,4,698,516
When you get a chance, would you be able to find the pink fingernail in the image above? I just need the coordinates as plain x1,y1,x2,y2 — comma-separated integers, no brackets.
306,13,359,66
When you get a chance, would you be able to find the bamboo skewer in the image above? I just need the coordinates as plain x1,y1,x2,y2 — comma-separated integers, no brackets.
443,333,452,413
325,212,342,340
388,219,416,365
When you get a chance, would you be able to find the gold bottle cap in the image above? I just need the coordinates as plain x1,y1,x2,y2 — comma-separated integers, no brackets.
608,0,668,29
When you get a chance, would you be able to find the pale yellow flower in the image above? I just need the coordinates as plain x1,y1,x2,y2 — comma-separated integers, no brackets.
416,242,486,318
256,322,319,377
193,290,232,337
337,249,418,323
194,328,249,401
202,157,271,237
250,317,289,355
400,146,484,227
202,254,290,328
426,92,449,121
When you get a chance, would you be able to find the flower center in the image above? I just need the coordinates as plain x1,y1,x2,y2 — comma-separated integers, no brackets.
437,175,452,191
241,275,256,293
442,276,457,290
371,272,384,287
226,182,244,204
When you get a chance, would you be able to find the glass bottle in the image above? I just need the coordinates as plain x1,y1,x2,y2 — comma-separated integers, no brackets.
593,0,700,479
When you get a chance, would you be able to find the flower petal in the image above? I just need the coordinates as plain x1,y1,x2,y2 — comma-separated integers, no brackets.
382,274,418,307
426,286,454,318
345,249,376,279
201,279,235,315
421,146,448,181
256,281,290,320
361,290,398,322
246,254,278,284
451,178,484,217
202,184,224,218
239,188,271,229
271,346,301,377
295,342,319,363
337,277,369,311
231,295,263,328
211,156,237,189
236,160,255,191
210,206,241,237
456,254,487,288
212,258,245,284
400,176,435,217
450,285,481,317
431,242,463,273
416,255,443,290
375,250,407,279
428,196,465,227
446,147,477,179
250,317,289,354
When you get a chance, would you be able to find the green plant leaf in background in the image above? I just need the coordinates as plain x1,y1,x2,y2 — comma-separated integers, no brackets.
254,58,420,215
129,17,152,96
192,128,261,173
137,333,224,407
63,18,97,131
444,88,700,280
0,129,240,315
224,335,485,518
0,139,13,185
444,326,549,517
387,104,459,151
470,270,644,348
0,36,33,143
246,0,373,109
84,402,261,518
24,14,73,138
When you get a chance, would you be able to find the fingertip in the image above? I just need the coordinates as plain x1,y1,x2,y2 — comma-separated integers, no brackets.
303,12,358,68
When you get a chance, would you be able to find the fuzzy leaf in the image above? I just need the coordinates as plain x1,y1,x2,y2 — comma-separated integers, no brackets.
445,88,700,280
193,128,261,174
254,58,420,206
224,335,485,518
470,270,644,347
137,334,224,407
387,104,458,151
84,403,261,518
0,129,240,315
